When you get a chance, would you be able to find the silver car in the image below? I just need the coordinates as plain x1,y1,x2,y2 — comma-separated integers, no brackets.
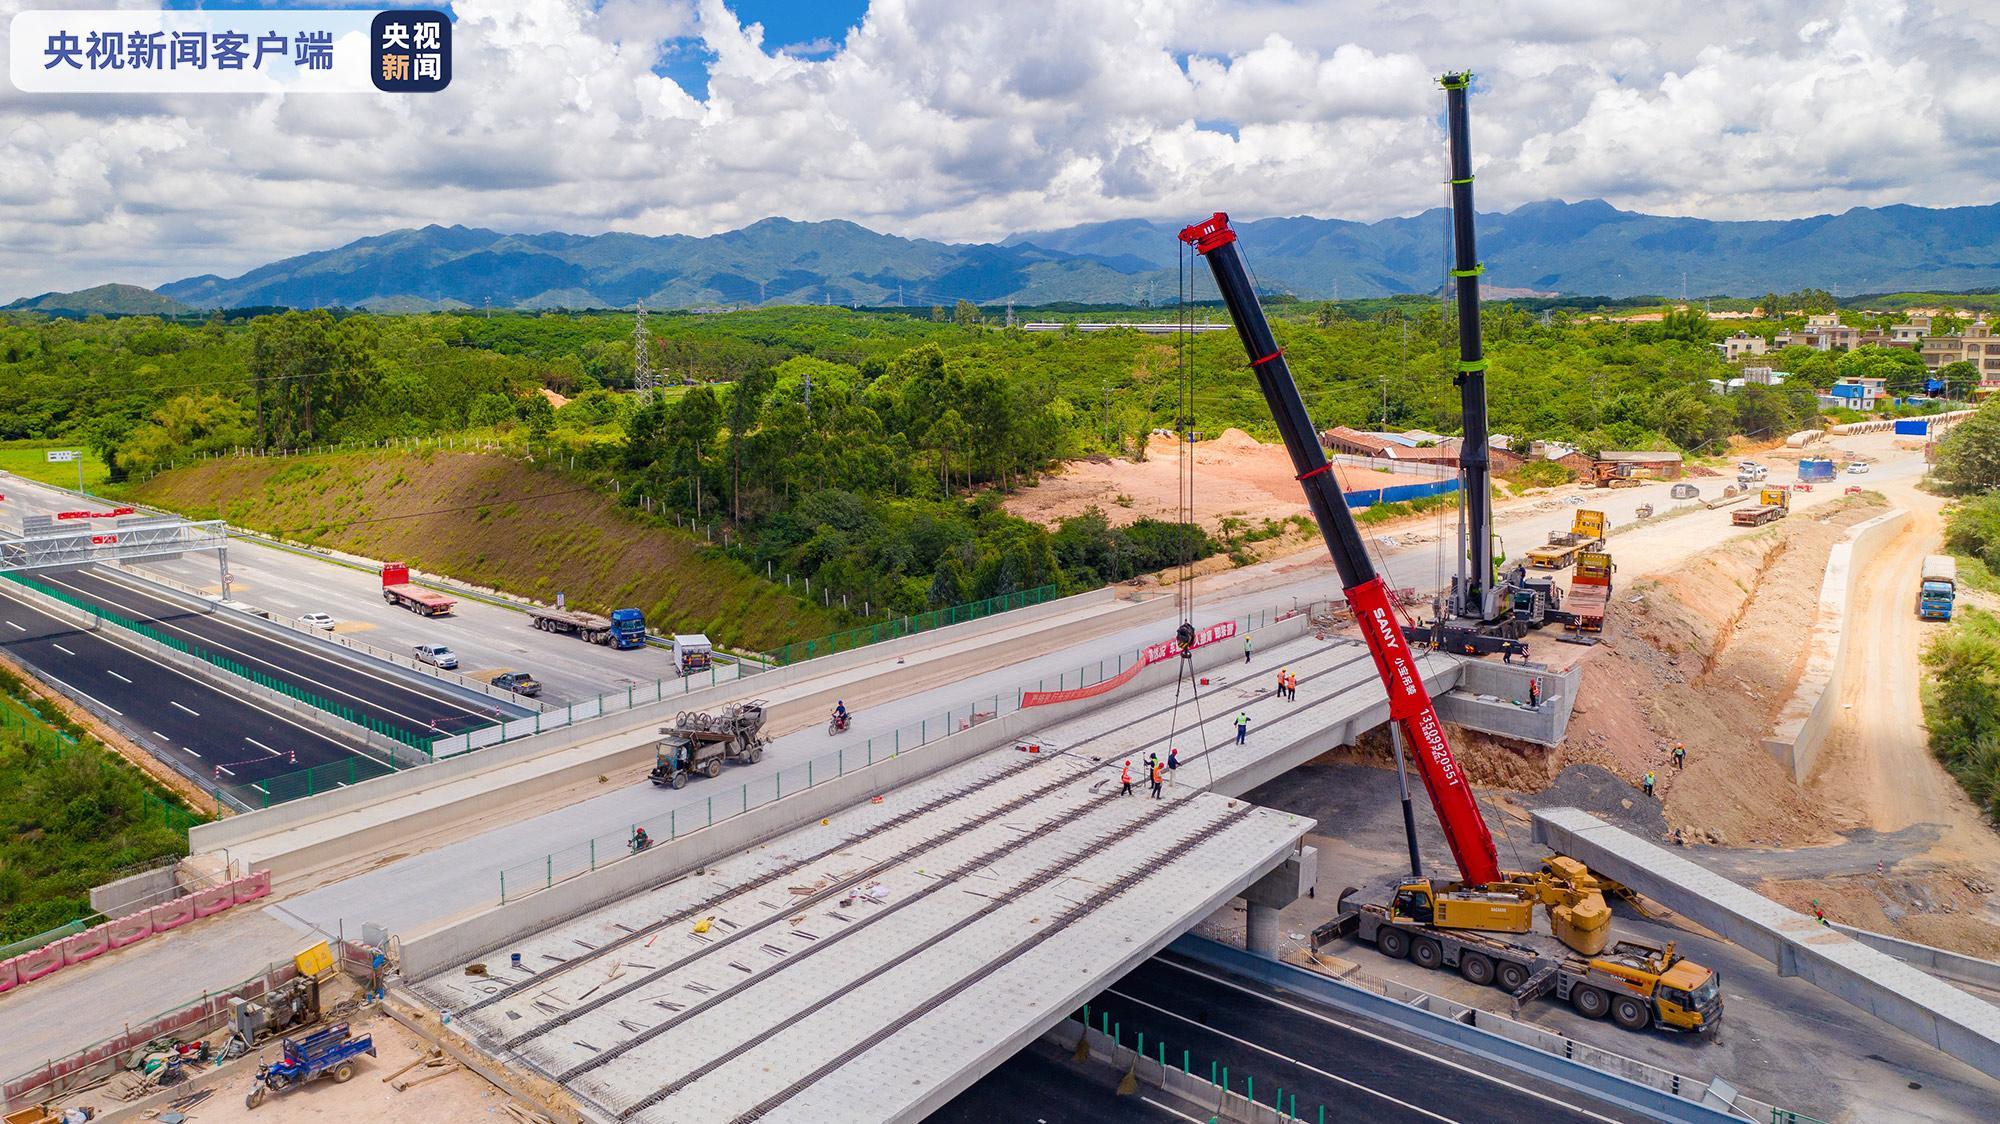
413,642,459,670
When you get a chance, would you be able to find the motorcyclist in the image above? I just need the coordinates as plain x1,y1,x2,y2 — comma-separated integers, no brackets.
833,700,849,728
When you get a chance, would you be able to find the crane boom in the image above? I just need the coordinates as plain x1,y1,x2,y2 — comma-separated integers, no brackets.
1178,213,1501,886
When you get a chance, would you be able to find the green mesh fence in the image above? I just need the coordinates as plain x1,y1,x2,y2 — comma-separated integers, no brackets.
765,584,1058,667
215,752,401,809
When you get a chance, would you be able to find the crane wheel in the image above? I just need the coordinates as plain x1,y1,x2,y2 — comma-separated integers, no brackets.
1377,928,1411,960
1459,953,1494,986
1410,937,1443,970
1496,961,1529,992
1570,985,1610,1019
1612,995,1652,1031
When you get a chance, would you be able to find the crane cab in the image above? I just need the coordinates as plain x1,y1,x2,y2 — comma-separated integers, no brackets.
1390,879,1534,934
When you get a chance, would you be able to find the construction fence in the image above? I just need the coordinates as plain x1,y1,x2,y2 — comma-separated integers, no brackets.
494,607,1281,902
760,584,1060,668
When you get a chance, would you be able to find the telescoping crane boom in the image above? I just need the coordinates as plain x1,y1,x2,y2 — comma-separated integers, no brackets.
1178,212,1501,888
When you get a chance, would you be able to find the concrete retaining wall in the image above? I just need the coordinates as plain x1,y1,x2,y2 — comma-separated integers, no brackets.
1762,509,1908,780
1533,807,2000,1085
0,871,269,999
397,619,1291,981
190,587,1157,856
1436,660,1581,747
88,865,179,919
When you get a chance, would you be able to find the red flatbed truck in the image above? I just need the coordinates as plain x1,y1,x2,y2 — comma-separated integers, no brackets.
380,563,456,617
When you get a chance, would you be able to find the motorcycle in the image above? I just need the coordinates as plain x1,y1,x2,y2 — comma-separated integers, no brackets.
827,711,851,735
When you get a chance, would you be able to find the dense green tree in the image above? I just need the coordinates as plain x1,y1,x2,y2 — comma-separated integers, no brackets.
1934,399,2000,494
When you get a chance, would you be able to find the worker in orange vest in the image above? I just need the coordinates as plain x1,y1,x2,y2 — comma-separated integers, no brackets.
1149,759,1165,799
1120,760,1133,796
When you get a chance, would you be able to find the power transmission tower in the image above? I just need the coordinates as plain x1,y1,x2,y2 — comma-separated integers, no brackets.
633,301,657,401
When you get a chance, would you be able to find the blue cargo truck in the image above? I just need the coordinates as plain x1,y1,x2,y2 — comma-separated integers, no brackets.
1919,555,1957,621
528,604,648,649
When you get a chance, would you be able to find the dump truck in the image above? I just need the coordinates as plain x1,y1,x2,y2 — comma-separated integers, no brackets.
1732,486,1790,526
1919,555,1958,621
673,633,713,676
527,604,647,649
650,700,768,788
1319,879,1721,1034
1524,510,1606,570
380,564,455,617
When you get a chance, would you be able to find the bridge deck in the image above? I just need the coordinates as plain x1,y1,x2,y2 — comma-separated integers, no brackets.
414,632,1465,1122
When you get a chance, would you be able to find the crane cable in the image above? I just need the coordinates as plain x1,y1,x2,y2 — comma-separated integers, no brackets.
1164,239,1217,793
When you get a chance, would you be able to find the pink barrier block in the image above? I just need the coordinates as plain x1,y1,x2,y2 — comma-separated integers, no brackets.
150,897,195,931
191,885,235,918
0,955,18,994
107,911,154,948
17,943,64,983
60,925,110,966
232,870,272,904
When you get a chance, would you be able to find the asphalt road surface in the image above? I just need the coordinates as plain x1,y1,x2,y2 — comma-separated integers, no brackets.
929,1041,1192,1123
1088,954,1644,1124
29,564,519,738
0,582,394,796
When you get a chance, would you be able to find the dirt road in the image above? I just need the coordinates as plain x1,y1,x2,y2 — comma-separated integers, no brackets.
1810,478,2000,866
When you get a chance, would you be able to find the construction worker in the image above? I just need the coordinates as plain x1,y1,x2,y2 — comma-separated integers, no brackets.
1235,712,1249,745
1642,771,1656,798
1276,668,1288,699
1244,636,1253,664
1167,746,1179,780
1120,760,1134,796
1150,759,1165,799
1528,676,1540,709
631,826,651,852
1672,742,1686,770
1286,669,1298,701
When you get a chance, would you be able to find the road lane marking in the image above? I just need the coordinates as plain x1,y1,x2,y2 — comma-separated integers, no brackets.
5,620,22,631
1153,961,1622,1123
1105,988,1457,1123
171,700,201,717
1141,1097,1206,1123
152,731,170,741
246,737,279,756
215,765,234,776
42,675,120,716
185,749,201,759
107,669,132,683
52,643,74,655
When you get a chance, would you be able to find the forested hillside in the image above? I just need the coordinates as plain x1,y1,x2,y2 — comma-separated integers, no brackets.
0,299,1940,627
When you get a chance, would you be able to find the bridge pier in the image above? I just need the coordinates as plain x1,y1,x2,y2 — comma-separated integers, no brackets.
1241,845,1317,957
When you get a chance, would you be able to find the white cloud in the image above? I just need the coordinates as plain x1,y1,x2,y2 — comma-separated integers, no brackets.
0,0,1996,299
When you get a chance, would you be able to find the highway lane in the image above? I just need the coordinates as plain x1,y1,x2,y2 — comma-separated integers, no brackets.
28,565,523,738
929,1041,1191,1123
1088,954,1645,1124
0,584,396,796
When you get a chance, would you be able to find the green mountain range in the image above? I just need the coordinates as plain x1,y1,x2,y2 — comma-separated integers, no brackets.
10,199,2000,312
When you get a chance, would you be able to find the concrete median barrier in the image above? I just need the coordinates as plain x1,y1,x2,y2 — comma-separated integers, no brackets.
1762,508,1907,780
57,927,109,966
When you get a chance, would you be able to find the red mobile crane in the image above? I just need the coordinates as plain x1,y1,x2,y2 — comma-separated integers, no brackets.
1178,213,1501,888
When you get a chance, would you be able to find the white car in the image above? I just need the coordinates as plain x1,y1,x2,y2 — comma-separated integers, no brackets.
1847,462,1871,474
413,642,459,670
299,612,335,630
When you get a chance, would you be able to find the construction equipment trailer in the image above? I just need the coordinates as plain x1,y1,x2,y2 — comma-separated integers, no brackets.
1183,68,1715,1038
527,604,647,649
1523,510,1606,570
650,700,769,788
1732,486,1790,526
380,564,455,617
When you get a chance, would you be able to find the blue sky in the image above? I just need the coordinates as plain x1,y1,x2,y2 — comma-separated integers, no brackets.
655,1,867,99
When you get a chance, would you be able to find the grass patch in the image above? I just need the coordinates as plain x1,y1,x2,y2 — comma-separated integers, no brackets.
1921,606,2000,823
134,448,850,651
1354,492,1458,525
0,440,110,492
